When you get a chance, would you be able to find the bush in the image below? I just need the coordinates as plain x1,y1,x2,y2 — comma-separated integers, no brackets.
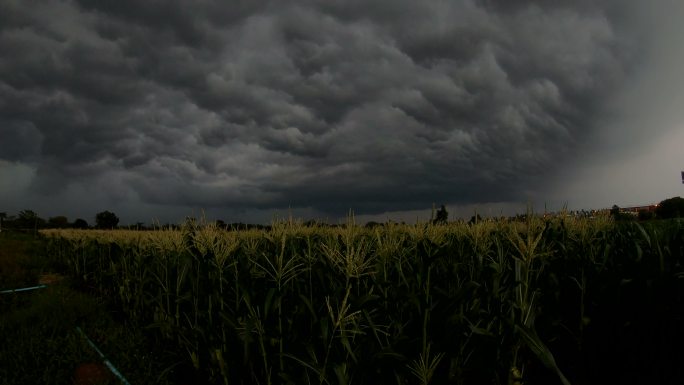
656,197,684,219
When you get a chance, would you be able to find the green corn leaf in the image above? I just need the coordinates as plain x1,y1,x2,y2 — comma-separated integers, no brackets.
334,363,350,385
282,353,331,385
515,323,571,385
264,287,276,318
340,335,358,363
298,293,317,319
634,222,651,247
469,323,495,337
320,317,329,343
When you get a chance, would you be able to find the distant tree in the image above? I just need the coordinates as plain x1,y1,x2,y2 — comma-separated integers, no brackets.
610,205,620,219
48,216,69,228
1,214,17,229
365,221,382,229
73,218,89,229
16,210,45,229
433,205,448,225
227,222,247,231
0,212,5,232
468,213,483,225
95,211,119,229
656,197,684,219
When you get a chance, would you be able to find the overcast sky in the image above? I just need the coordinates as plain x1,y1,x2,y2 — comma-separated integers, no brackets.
1,0,683,225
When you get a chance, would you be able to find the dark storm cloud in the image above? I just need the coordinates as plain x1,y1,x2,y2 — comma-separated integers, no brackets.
0,119,42,161
0,0,642,217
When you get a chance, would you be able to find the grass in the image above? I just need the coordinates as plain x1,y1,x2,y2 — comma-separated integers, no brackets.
0,231,177,385
0,231,44,290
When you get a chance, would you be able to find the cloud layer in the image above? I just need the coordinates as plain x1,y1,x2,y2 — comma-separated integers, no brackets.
0,1,651,221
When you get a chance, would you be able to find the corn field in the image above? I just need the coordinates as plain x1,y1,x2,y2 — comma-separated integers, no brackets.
42,215,684,384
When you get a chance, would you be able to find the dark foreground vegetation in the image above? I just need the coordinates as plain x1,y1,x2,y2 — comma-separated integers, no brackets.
0,231,175,385
11,214,678,385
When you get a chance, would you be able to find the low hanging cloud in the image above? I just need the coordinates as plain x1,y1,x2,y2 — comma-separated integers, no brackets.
0,0,647,219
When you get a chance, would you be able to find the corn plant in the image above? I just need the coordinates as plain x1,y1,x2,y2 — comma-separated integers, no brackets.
40,215,684,385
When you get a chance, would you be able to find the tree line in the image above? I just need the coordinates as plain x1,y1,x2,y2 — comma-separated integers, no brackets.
611,196,684,221
1,197,682,232
0,210,119,231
